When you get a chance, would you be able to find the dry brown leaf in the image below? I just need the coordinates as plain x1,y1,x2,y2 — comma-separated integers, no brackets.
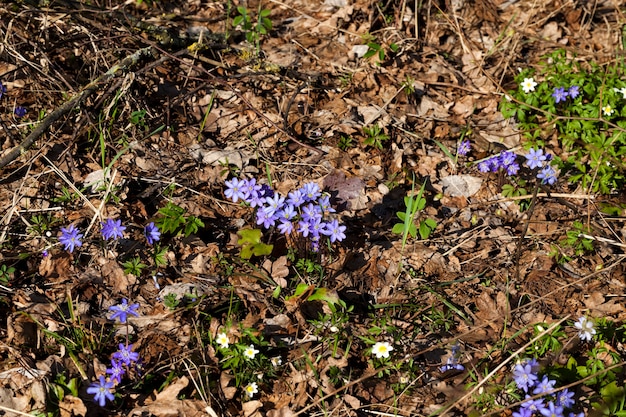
220,372,237,400
584,292,623,316
128,376,207,417
243,400,263,417
101,260,135,294
59,395,87,417
263,256,290,287
267,406,295,417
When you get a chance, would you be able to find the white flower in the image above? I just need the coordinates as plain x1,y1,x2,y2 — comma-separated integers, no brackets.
602,104,614,116
575,316,596,341
244,382,258,398
215,332,229,349
521,77,537,93
243,344,259,360
371,341,393,359
613,87,626,98
271,356,282,367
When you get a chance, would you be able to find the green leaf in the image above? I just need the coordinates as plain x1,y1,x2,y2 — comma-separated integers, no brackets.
307,287,340,304
237,229,273,259
392,223,405,235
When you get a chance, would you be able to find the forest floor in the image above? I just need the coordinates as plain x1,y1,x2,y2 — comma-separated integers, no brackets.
1,0,626,416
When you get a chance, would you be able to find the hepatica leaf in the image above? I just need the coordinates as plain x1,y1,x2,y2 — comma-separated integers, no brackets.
237,228,273,259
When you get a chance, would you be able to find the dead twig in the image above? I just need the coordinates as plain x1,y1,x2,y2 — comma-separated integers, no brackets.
0,46,156,170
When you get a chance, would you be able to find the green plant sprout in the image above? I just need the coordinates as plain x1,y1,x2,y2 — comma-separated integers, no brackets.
392,181,437,243
122,257,147,276
232,5,272,53
0,264,15,285
361,33,398,65
363,124,389,149
155,201,205,237
337,135,353,151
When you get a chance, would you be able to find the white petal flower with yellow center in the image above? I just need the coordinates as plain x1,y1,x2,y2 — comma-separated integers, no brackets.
575,316,596,341
603,104,615,116
521,77,537,93
215,332,229,349
371,342,393,359
244,382,258,398
243,344,259,360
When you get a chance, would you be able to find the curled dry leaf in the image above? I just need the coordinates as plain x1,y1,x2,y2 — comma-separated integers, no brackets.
323,170,366,210
440,175,482,197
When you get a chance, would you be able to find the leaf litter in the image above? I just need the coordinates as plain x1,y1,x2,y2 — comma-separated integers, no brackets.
0,0,626,416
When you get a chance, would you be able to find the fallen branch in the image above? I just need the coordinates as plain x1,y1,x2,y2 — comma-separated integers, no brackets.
0,46,156,170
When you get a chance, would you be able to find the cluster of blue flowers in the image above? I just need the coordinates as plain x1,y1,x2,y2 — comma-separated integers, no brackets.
511,358,583,417
58,220,160,253
524,148,557,185
224,178,346,252
0,81,28,117
477,150,520,176
87,299,141,407
475,147,558,186
552,85,580,104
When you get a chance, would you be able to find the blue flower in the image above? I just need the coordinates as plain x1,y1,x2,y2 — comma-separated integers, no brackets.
317,195,336,213
86,375,115,407
106,359,126,384
513,408,533,417
552,87,569,103
277,220,294,235
14,106,27,117
297,220,313,238
539,401,563,417
533,376,557,395
259,184,274,199
499,151,517,167
537,165,557,185
112,344,139,366
59,224,83,253
555,388,575,409
301,203,322,223
568,85,580,99
277,205,297,222
309,219,325,237
0,82,6,99
301,182,321,202
256,207,277,229
144,222,161,245
224,178,247,203
322,219,346,243
512,361,538,393
525,148,547,169
263,194,285,217
457,140,471,156
478,160,491,173
101,218,126,241
109,299,140,323
242,178,263,207
287,189,305,207
506,162,520,176
521,396,544,413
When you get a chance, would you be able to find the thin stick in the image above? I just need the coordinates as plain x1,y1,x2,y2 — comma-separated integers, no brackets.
0,47,155,169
